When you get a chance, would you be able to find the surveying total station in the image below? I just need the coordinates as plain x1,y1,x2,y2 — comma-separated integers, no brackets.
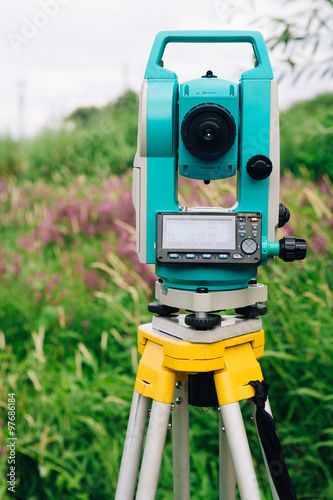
115,31,307,500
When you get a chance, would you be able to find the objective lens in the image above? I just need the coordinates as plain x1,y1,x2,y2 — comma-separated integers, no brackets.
181,103,236,161
203,128,214,140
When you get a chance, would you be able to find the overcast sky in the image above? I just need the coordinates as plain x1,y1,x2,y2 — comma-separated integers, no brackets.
1,0,332,137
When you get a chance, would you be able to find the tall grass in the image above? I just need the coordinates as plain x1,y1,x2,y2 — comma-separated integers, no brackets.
0,164,332,498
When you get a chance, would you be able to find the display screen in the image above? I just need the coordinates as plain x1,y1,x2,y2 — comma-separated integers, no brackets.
162,215,236,250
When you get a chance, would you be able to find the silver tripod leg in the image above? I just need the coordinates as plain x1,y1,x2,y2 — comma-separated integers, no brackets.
219,410,236,500
136,400,172,500
220,402,261,500
250,398,279,500
172,381,190,500
115,390,151,500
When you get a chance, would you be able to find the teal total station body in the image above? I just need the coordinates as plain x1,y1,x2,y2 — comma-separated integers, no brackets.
132,31,283,292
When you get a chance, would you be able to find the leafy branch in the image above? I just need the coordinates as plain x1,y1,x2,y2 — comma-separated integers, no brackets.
257,0,333,81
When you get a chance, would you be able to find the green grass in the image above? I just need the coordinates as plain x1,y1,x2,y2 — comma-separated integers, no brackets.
0,91,332,499
0,167,331,499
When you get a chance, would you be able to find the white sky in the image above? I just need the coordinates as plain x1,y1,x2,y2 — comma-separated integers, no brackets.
0,0,332,137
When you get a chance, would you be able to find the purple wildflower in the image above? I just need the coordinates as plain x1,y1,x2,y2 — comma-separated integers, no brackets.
311,235,327,253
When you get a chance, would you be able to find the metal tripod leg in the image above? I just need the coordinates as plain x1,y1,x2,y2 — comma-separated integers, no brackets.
219,410,236,500
220,402,261,500
115,390,150,500
136,400,172,500
172,381,190,500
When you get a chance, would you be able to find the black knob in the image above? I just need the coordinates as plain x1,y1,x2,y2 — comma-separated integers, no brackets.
278,203,290,228
235,304,267,319
201,70,217,78
246,155,273,180
185,313,221,330
148,302,179,316
279,236,307,262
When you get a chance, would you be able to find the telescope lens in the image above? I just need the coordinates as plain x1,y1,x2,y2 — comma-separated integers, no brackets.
203,128,214,140
181,103,236,161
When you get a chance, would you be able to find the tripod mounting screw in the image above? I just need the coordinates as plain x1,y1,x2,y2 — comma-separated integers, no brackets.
175,397,183,405
175,381,182,389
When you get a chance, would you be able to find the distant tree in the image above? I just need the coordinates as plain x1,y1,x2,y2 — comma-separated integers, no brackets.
113,90,139,115
65,91,139,127
66,106,100,126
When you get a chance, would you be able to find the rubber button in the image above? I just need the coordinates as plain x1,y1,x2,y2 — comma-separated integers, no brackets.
241,239,258,255
185,254,196,259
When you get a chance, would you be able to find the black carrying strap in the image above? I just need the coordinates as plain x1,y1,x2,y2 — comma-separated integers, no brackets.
249,380,297,500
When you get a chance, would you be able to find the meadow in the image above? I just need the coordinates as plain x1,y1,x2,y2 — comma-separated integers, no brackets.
0,91,332,499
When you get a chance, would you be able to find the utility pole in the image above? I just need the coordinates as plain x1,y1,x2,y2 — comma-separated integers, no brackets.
18,79,25,139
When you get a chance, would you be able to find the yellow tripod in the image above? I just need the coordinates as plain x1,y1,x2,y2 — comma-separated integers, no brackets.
115,310,286,500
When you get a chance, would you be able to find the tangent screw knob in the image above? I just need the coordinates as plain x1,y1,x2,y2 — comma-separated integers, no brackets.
279,236,307,262
246,155,273,180
278,203,290,228
148,302,179,316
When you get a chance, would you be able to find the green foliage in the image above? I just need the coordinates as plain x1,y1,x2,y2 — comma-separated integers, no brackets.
280,93,333,180
0,166,332,499
66,106,101,125
262,0,333,82
0,174,152,499
0,90,139,183
0,136,24,177
0,90,332,498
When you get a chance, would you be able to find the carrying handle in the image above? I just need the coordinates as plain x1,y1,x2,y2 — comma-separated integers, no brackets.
144,30,273,80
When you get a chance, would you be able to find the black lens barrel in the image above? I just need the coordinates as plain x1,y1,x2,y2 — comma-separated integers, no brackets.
181,103,236,160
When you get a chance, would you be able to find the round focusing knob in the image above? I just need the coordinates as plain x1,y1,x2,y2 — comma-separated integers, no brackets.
241,238,257,255
279,236,307,262
246,155,273,180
